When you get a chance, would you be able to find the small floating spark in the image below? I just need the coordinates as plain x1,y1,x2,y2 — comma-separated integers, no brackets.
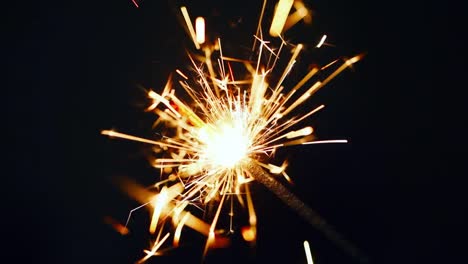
316,34,327,48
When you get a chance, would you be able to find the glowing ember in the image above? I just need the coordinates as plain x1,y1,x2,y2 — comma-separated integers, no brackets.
304,240,314,264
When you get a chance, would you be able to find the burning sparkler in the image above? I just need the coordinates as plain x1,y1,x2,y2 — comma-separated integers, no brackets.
103,1,366,262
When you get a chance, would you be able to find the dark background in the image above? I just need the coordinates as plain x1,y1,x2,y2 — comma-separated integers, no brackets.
5,0,453,263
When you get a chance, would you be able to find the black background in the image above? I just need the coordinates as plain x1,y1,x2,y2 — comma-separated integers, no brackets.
5,0,453,263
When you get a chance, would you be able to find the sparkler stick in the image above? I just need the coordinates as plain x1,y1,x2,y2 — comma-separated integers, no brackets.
245,160,369,263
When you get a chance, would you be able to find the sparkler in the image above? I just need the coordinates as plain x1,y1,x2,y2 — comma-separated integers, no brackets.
103,1,366,262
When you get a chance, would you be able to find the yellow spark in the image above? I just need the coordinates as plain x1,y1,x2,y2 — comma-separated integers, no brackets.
103,2,363,262
316,34,327,48
241,226,256,242
269,0,294,37
321,59,339,70
304,240,314,264
179,212,211,236
102,130,161,145
244,184,257,242
149,187,167,234
252,0,268,51
285,126,313,139
139,232,171,263
284,0,310,31
204,190,227,255
180,6,200,49
101,130,183,150
175,69,188,80
303,139,348,145
195,17,205,44
173,212,190,247
320,54,364,87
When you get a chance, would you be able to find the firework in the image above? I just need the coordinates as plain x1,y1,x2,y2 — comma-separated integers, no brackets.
103,1,364,262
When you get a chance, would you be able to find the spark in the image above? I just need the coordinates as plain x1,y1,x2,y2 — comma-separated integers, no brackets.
104,216,129,235
269,0,294,37
175,69,188,80
284,0,310,32
180,6,200,49
131,0,139,9
173,212,190,247
103,1,365,262
316,35,327,48
195,17,205,45
139,232,170,263
304,240,314,264
302,139,348,145
252,0,268,51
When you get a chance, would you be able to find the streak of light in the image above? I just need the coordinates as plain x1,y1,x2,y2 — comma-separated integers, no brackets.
180,6,201,49
316,35,327,48
283,0,309,31
269,0,294,37
304,240,314,264
195,17,205,44
175,69,188,80
302,139,348,145
104,216,129,235
138,233,171,263
173,212,190,247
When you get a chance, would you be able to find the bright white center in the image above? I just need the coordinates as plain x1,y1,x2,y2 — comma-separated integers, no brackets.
199,121,249,168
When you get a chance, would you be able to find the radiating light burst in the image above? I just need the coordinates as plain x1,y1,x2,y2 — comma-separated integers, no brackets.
103,1,364,262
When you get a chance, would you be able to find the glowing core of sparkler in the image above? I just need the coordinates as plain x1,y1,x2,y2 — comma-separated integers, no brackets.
198,117,251,169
